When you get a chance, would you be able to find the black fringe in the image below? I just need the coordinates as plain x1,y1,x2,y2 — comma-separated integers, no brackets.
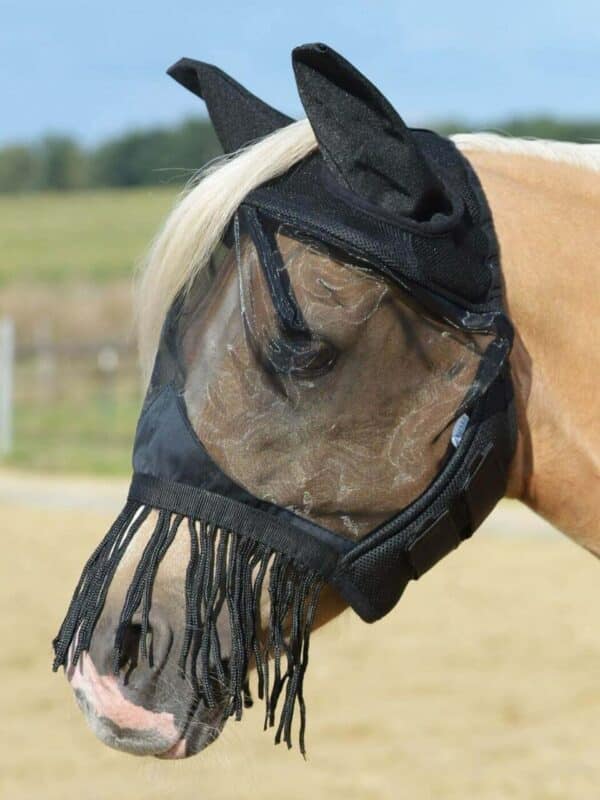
53,500,323,755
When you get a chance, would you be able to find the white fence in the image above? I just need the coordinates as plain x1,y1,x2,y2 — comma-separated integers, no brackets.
0,322,138,472
0,317,14,456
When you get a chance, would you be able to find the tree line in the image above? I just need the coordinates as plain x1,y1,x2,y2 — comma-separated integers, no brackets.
1,115,598,194
0,119,221,193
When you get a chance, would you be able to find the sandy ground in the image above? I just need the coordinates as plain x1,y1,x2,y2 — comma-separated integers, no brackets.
2,472,600,799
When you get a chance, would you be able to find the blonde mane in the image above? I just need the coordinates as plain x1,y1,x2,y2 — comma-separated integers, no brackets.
452,131,600,172
137,121,599,378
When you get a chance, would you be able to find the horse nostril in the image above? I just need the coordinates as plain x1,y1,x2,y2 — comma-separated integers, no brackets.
116,623,146,679
86,608,174,688
117,622,154,682
111,613,173,681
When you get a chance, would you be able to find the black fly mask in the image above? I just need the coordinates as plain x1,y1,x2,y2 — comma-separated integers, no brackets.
54,44,516,754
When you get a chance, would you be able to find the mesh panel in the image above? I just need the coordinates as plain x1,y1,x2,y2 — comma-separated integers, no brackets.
152,216,497,540
333,373,515,620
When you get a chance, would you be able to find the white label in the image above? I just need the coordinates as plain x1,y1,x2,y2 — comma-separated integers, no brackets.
451,413,470,448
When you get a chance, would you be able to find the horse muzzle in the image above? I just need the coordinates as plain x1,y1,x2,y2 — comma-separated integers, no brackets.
65,617,226,759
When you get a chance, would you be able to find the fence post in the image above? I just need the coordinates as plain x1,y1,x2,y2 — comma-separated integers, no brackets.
0,317,15,457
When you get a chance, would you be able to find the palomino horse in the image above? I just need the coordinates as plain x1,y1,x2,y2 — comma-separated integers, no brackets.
58,50,599,760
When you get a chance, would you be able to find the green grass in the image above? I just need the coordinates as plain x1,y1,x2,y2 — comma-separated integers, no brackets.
0,186,178,286
0,187,178,475
6,361,141,475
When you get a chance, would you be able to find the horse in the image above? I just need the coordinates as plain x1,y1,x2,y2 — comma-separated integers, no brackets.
59,49,600,761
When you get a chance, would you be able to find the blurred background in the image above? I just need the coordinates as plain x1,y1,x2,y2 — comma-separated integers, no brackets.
1,2,599,798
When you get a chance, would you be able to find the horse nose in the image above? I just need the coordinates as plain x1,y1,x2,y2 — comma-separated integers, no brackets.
67,612,184,757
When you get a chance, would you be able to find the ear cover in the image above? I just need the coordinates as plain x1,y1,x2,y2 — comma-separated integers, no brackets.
292,43,450,221
168,45,498,304
167,57,293,154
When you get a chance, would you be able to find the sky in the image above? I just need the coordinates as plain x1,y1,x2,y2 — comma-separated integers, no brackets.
1,0,599,146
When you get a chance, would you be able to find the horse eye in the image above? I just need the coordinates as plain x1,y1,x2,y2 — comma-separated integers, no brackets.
262,334,338,379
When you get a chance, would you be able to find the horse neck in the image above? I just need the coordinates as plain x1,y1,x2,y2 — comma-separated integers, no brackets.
466,149,600,548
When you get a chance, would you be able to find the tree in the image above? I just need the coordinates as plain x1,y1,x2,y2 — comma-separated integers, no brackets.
90,118,221,188
0,145,39,193
0,114,597,194
436,116,600,143
37,136,87,190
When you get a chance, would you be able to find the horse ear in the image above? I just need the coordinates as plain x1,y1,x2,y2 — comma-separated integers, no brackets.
167,58,293,154
292,43,449,221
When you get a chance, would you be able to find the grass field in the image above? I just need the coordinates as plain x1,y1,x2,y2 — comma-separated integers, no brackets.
0,187,178,286
0,188,179,473
9,360,140,473
2,493,600,800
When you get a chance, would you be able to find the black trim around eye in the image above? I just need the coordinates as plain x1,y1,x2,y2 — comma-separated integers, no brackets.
237,207,339,379
239,205,511,339
240,206,309,338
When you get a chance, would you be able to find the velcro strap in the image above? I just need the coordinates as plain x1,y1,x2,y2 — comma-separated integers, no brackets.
462,443,505,531
407,510,461,578
407,443,505,579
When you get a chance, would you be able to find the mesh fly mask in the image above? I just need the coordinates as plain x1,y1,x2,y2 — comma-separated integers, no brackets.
54,43,516,754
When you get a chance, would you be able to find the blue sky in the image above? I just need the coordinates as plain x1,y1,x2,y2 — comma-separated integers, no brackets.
1,0,599,146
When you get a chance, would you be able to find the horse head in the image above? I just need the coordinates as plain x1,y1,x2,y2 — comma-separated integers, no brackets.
55,44,515,759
